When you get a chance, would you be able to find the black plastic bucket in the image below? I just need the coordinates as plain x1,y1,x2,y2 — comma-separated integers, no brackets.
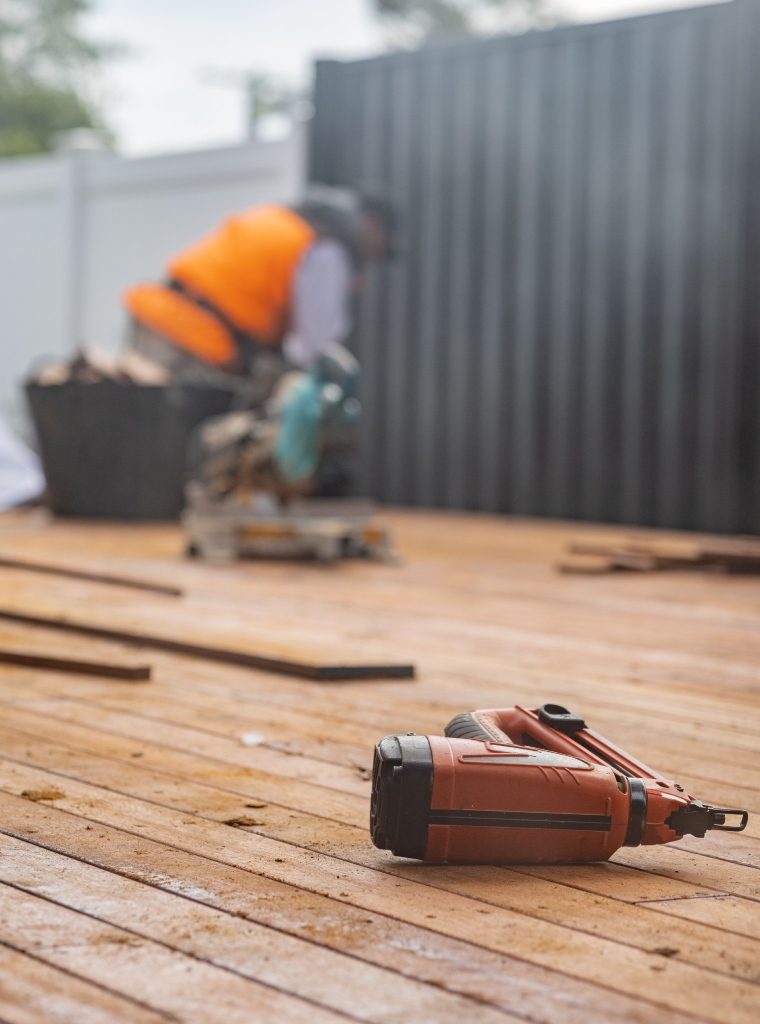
26,380,235,519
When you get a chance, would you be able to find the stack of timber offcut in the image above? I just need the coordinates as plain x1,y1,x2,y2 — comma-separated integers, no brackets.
0,509,757,1024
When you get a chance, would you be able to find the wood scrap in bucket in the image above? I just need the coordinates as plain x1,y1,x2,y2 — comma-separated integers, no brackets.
32,347,170,386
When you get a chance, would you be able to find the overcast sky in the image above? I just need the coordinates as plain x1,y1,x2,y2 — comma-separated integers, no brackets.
86,0,724,156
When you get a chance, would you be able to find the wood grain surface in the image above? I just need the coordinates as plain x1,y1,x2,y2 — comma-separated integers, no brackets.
0,508,757,1024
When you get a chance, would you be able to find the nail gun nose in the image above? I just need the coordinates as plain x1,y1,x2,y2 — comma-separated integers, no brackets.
667,800,749,838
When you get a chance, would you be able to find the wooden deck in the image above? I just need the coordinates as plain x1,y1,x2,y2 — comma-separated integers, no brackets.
0,509,757,1024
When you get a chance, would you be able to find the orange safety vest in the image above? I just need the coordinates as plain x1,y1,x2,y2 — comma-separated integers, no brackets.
123,205,316,366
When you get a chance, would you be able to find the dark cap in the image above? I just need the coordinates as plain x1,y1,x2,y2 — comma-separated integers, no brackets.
358,190,402,259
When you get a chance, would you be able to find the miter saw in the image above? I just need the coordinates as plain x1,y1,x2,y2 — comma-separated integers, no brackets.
182,346,394,563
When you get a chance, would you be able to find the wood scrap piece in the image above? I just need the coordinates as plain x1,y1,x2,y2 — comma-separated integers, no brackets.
564,537,760,575
0,554,182,597
563,540,705,574
568,541,698,567
0,609,415,682
0,648,151,681
558,556,615,575
607,550,660,572
566,541,628,558
698,539,760,573
560,542,650,574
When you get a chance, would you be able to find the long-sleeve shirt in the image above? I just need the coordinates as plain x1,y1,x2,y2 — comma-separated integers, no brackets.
283,239,353,368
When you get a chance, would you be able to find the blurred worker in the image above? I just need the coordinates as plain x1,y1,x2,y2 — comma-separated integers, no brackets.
123,186,397,401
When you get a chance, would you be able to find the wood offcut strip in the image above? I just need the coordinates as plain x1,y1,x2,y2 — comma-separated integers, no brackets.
0,610,415,682
0,555,182,597
0,649,151,682
560,539,760,575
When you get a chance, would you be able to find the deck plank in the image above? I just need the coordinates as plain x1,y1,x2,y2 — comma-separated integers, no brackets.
0,943,169,1024
0,833,515,1024
0,748,754,1020
0,718,757,977
0,883,347,1024
0,509,757,1023
0,796,664,1024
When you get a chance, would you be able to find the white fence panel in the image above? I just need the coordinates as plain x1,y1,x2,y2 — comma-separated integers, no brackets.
0,133,304,431
0,160,68,430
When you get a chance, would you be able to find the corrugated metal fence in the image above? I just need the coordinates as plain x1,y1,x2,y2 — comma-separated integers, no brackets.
310,0,760,533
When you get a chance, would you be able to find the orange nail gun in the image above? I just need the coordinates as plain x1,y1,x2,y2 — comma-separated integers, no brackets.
370,704,748,864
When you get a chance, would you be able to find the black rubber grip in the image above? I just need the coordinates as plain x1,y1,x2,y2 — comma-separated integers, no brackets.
444,712,493,742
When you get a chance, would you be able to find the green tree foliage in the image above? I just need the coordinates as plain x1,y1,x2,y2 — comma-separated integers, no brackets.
0,0,113,157
373,0,558,46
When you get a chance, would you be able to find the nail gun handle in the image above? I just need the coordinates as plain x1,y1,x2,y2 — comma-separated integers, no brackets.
445,704,670,781
444,706,586,749
445,705,595,751
444,707,585,748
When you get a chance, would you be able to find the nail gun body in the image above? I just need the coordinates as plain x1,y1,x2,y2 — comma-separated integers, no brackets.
370,704,748,864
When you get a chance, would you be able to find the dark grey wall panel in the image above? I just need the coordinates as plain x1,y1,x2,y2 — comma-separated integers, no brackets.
310,1,760,533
